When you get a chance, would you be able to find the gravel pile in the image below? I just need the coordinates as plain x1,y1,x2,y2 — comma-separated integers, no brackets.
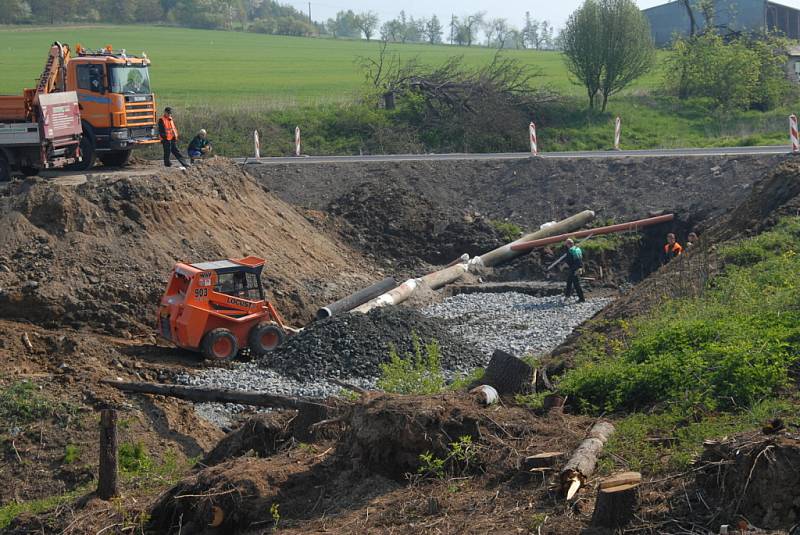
423,293,613,356
258,307,485,381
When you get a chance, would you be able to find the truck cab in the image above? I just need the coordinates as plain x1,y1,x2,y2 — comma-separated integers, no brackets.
67,45,160,168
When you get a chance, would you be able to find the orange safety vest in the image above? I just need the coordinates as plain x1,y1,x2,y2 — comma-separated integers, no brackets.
664,242,683,257
159,115,179,141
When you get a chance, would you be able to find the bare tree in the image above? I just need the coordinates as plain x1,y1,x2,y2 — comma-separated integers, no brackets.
355,11,379,40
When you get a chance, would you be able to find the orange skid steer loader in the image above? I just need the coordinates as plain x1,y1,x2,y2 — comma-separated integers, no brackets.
156,256,297,361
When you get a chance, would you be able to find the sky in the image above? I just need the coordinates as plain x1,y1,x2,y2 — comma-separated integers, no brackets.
280,0,800,35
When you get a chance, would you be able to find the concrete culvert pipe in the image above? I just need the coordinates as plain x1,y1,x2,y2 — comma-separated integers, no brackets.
316,277,397,320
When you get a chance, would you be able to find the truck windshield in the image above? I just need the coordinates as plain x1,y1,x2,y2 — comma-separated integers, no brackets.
109,65,151,95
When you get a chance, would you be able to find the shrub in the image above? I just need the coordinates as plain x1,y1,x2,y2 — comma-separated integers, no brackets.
489,220,523,242
377,335,445,394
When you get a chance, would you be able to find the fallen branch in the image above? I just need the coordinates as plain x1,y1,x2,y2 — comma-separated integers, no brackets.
560,421,615,499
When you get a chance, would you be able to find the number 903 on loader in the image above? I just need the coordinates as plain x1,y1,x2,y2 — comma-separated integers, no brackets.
156,256,297,361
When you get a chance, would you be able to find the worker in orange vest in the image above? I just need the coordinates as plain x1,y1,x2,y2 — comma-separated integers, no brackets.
662,233,683,264
158,107,189,169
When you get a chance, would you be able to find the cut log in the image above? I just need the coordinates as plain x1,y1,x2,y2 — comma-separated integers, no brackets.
560,421,615,499
520,451,565,470
480,350,534,395
104,380,334,441
543,394,565,414
591,480,640,528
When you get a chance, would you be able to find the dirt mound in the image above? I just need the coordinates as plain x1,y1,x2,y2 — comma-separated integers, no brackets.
706,159,800,242
147,393,590,533
261,307,486,380
696,432,800,529
329,181,504,267
0,159,376,335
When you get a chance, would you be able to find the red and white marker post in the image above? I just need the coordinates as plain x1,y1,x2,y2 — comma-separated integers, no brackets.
295,126,301,157
529,122,538,156
614,116,621,150
790,114,799,153
254,130,260,158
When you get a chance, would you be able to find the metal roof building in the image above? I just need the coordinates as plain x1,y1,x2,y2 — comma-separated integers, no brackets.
643,0,800,46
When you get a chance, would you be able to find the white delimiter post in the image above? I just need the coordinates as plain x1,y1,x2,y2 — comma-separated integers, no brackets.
529,122,538,156
295,126,301,156
790,114,799,153
254,130,260,158
614,116,621,150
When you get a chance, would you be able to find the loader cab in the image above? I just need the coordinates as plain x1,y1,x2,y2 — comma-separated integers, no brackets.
192,259,265,302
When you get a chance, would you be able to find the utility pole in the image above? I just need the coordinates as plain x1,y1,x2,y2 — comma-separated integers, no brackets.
450,14,455,45
308,2,312,23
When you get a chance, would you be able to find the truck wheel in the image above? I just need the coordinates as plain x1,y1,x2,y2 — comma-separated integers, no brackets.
248,323,285,355
0,154,10,182
68,133,96,171
201,328,239,361
98,150,132,167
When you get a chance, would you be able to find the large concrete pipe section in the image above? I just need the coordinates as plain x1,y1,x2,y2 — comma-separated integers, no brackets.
420,262,469,290
474,210,596,268
316,276,398,320
509,214,675,253
351,278,421,314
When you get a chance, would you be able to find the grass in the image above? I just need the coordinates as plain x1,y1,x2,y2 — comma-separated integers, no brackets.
599,398,796,475
0,25,791,154
0,24,662,105
0,485,91,529
560,217,800,413
557,217,800,473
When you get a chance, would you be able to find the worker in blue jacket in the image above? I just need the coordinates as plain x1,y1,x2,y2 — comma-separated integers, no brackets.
562,238,585,303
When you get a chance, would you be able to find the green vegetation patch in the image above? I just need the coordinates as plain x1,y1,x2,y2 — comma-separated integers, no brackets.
559,217,800,414
378,335,445,395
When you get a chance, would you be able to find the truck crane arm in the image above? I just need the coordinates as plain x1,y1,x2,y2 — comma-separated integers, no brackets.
35,42,69,97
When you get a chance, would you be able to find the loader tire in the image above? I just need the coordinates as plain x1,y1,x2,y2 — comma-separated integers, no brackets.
248,323,285,355
201,328,239,361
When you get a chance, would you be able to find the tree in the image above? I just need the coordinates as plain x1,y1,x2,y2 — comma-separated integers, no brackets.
355,11,379,40
327,10,360,38
523,12,539,49
423,15,443,44
380,19,404,42
561,0,654,110
460,12,485,46
485,18,511,49
0,0,30,23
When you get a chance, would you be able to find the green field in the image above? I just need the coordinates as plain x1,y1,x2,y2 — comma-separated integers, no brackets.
0,25,663,106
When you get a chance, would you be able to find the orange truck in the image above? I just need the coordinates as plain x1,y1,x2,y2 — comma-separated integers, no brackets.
0,41,159,176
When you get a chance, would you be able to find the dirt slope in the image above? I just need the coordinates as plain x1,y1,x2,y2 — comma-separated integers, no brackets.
0,158,377,335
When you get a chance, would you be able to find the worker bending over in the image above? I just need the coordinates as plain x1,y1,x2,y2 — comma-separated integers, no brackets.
188,129,212,163
158,107,189,169
662,233,683,264
562,238,585,303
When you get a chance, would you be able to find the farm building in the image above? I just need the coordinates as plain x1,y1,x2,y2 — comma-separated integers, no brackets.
643,0,800,46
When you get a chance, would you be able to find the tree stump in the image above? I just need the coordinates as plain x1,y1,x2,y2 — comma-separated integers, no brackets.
97,409,118,500
543,394,565,414
591,478,640,529
480,349,534,395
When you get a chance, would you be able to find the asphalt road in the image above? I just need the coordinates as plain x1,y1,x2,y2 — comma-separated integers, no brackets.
235,145,795,165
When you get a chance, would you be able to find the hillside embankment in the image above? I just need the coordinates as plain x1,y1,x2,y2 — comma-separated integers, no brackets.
247,153,786,225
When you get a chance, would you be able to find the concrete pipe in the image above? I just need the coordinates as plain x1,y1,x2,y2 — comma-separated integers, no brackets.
316,276,398,320
351,278,420,314
509,214,675,253
420,262,469,291
474,210,596,269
